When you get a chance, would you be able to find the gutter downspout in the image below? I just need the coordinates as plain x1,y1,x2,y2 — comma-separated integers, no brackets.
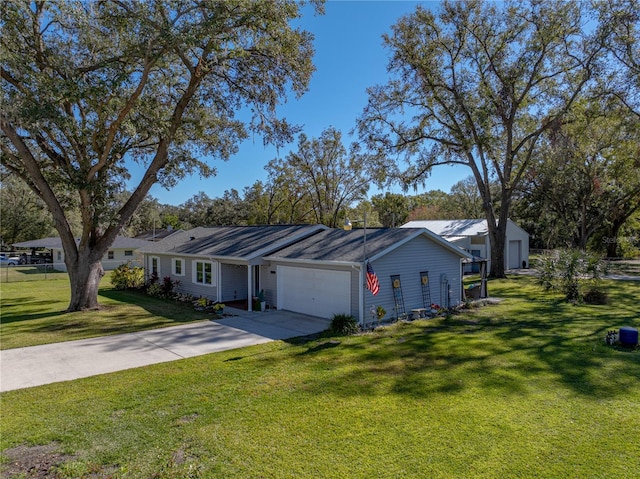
460,259,464,304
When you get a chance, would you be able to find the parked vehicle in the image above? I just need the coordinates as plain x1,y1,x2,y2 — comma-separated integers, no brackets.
29,254,53,264
0,254,19,266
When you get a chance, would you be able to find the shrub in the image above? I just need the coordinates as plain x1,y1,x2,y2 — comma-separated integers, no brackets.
331,313,360,335
110,263,145,290
161,275,179,297
146,274,179,299
147,282,163,298
537,249,609,303
583,288,609,305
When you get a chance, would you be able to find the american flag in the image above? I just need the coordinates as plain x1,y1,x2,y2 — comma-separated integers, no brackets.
366,261,380,295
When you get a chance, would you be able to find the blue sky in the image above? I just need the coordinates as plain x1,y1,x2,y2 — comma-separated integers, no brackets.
144,1,469,206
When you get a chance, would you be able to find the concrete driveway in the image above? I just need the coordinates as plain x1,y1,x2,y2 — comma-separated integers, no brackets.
0,308,331,393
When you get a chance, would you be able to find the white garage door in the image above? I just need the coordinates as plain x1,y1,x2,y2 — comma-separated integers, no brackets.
509,240,521,269
277,266,351,319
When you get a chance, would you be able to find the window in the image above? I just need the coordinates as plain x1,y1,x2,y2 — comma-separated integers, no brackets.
107,251,114,260
124,250,133,257
57,251,62,261
150,256,160,276
193,260,215,286
172,258,184,276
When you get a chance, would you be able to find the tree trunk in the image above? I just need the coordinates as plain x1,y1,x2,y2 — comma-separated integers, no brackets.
486,192,510,278
65,249,106,312
606,237,618,258
605,220,625,258
488,219,507,278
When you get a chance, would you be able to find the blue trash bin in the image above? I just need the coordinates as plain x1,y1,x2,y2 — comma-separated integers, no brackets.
619,327,638,346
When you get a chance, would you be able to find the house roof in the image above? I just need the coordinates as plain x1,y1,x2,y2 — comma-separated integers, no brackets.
402,219,490,237
265,227,472,264
13,236,151,249
139,225,328,260
135,228,180,242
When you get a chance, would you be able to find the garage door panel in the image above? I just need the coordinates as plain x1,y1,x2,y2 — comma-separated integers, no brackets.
278,266,351,319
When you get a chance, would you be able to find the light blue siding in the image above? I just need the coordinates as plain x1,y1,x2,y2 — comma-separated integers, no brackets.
261,264,278,307
146,253,219,301
365,235,463,323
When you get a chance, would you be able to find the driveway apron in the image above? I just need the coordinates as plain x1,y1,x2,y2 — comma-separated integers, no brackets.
0,309,330,392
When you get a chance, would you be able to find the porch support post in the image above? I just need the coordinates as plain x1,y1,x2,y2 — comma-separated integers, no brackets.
217,261,222,303
247,265,253,312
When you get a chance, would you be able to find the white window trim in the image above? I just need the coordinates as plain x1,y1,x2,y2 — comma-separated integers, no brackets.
192,259,216,287
172,257,185,277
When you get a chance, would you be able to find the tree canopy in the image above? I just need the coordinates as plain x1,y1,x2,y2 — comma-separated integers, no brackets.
0,174,54,246
265,127,373,228
357,0,609,276
517,99,640,254
598,0,640,117
1,0,319,310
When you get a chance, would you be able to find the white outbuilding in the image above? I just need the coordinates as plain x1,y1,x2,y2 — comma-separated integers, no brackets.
401,219,529,271
13,236,150,271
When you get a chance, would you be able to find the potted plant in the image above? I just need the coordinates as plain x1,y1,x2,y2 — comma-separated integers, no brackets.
213,303,225,315
257,289,266,312
376,306,386,323
194,296,210,312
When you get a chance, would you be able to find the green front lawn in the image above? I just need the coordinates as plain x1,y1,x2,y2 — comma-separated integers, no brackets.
0,276,210,350
1,277,639,478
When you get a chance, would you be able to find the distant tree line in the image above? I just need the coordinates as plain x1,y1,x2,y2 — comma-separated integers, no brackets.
6,169,636,259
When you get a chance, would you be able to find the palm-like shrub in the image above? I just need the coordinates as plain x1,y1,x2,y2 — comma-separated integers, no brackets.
537,249,609,303
330,313,360,335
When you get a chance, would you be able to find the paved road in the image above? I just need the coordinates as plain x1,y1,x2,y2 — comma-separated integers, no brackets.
0,308,331,392
506,268,640,281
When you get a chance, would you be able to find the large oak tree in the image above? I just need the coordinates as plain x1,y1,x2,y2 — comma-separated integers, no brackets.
598,0,640,118
265,127,372,228
357,0,607,276
1,0,318,310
